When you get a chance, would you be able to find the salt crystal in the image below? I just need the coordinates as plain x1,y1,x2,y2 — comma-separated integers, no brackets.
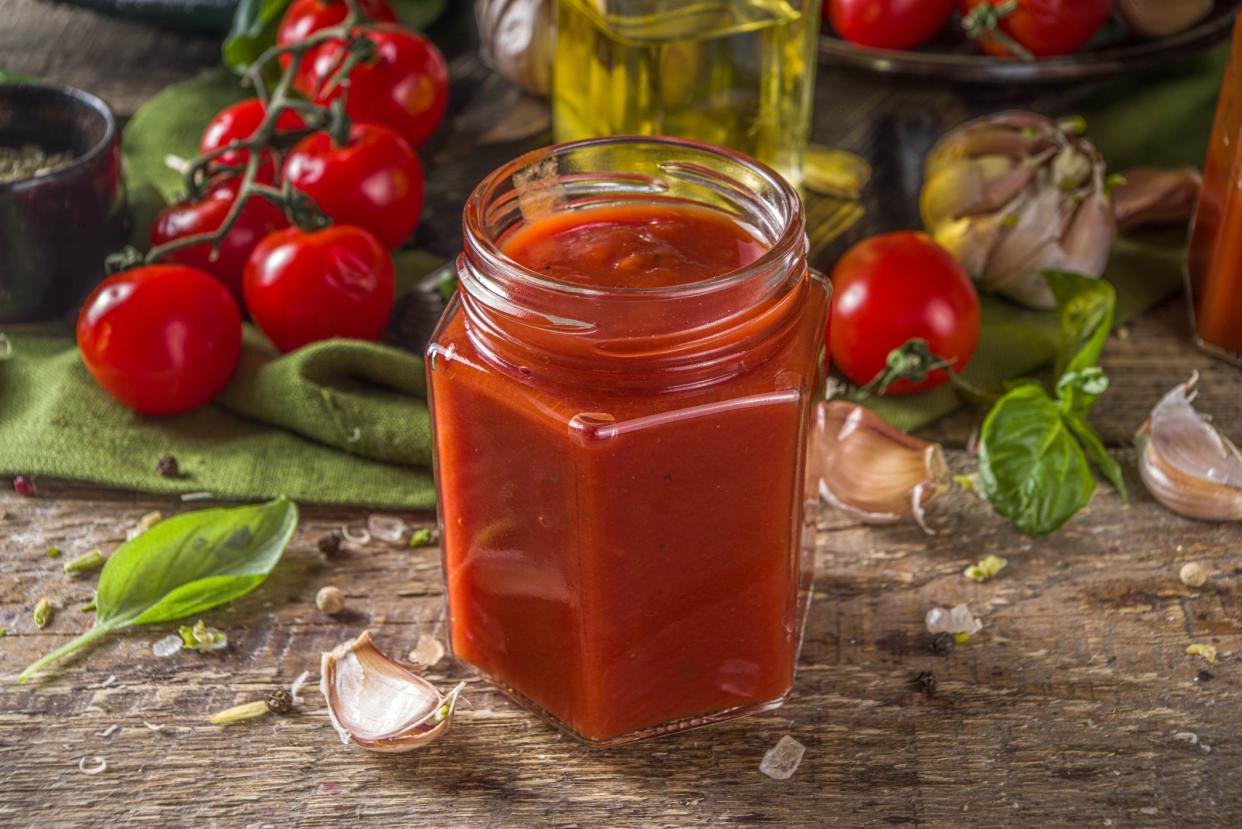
152,634,183,658
86,675,117,689
409,634,445,668
143,721,166,732
760,735,805,780
926,603,982,636
77,756,107,775
367,514,408,544
95,724,119,738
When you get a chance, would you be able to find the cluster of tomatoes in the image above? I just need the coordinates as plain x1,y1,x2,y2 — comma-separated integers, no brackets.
826,0,1115,57
77,0,447,416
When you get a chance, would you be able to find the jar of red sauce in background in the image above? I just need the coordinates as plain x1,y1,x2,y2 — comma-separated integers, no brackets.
426,137,830,745
1188,14,1242,365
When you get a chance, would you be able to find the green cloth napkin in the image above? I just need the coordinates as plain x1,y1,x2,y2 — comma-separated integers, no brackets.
0,326,435,508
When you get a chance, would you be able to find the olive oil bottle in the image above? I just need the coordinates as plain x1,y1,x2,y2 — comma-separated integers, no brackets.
552,0,822,189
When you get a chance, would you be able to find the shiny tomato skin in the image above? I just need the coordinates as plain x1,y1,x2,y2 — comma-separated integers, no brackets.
150,179,289,303
244,225,395,352
295,26,449,149
77,265,242,416
283,123,423,249
829,232,980,394
199,98,307,168
958,0,1114,57
276,0,398,69
827,0,955,50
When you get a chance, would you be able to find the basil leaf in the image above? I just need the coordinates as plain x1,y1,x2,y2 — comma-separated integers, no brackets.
19,497,298,683
1064,414,1128,501
1043,271,1116,377
1055,367,1110,419
392,0,447,31
977,384,1096,537
223,0,292,75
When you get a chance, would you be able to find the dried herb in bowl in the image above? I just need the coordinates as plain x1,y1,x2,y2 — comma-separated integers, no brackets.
0,143,74,183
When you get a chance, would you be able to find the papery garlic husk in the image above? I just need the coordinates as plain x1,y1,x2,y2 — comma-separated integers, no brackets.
921,112,1116,309
1135,374,1242,521
474,0,552,96
814,401,949,532
1111,167,1203,232
320,631,466,753
1118,0,1213,37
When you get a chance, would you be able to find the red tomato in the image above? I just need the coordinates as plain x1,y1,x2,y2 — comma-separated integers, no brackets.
958,0,1114,58
276,0,398,69
77,265,242,415
829,232,980,393
283,123,423,249
244,225,395,352
827,0,955,50
150,179,289,303
295,26,449,149
200,98,306,168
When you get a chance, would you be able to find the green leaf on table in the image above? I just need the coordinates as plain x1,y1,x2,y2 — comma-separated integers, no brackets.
977,384,1096,537
1044,270,1116,378
18,497,298,683
1056,369,1128,500
223,0,293,75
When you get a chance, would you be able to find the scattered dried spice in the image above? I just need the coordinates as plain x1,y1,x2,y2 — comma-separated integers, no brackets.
926,604,983,638
409,634,446,669
964,554,1008,582
0,627,6,638
1196,669,1214,683
13,475,37,497
76,755,108,776
317,532,344,556
127,511,163,540
267,688,294,714
47,546,62,559
929,632,955,657
409,527,435,548
913,671,937,697
178,620,228,653
33,597,52,628
64,549,105,574
759,735,806,781
316,586,346,615
210,686,297,724
154,455,181,478
81,597,97,613
1179,562,1208,588
1186,643,1218,664
0,143,74,183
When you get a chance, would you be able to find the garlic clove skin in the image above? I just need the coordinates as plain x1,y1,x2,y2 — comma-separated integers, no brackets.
320,631,466,753
1136,374,1242,521
1111,167,1202,232
814,402,949,532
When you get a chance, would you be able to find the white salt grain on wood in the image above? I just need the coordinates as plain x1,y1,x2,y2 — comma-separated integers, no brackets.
760,735,806,780
152,634,183,658
367,514,408,544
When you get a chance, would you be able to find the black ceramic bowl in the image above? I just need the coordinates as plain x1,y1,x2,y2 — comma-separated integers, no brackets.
0,83,128,323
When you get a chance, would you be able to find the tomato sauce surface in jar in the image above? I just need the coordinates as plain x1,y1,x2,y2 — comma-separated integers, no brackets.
427,137,828,744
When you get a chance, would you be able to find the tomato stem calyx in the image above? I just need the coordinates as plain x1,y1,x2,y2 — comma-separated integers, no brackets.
961,1,1036,62
852,338,998,403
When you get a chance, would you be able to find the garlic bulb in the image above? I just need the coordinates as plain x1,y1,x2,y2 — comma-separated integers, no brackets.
320,631,466,752
474,0,552,96
1119,0,1213,38
814,401,949,532
1136,374,1242,521
921,112,1115,309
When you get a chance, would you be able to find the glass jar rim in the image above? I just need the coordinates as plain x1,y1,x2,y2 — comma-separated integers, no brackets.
461,135,806,300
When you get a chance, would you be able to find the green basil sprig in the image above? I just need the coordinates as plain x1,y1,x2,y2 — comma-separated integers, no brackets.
977,272,1127,536
19,497,298,684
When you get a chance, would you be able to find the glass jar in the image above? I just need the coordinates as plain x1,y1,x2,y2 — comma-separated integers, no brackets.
551,0,823,189
427,136,829,745
1187,15,1242,365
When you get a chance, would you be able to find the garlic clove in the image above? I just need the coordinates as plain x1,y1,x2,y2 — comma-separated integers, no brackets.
920,155,1034,228
1111,167,1202,232
1118,0,1213,37
320,631,466,753
814,402,949,532
1136,374,1242,521
1059,189,1116,279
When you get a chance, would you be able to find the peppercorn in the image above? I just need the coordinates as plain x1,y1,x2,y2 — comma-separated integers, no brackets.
1197,669,1214,683
316,585,346,615
929,632,955,656
914,671,937,697
266,688,294,715
317,532,344,556
155,455,181,478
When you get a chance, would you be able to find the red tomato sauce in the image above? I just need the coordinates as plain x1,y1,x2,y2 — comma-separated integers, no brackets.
429,203,826,742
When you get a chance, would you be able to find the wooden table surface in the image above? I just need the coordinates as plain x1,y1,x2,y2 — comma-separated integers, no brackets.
3,1,1241,826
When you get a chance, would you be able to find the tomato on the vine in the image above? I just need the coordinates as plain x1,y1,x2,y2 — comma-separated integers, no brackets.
295,26,449,149
276,0,398,69
200,98,307,168
283,123,423,249
829,232,980,394
958,0,1114,58
244,225,395,352
77,265,242,415
150,178,289,303
827,0,955,51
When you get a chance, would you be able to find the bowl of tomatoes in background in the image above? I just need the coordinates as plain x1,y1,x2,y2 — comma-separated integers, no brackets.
820,0,1240,83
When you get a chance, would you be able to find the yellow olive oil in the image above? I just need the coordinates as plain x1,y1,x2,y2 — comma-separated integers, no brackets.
552,0,822,189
